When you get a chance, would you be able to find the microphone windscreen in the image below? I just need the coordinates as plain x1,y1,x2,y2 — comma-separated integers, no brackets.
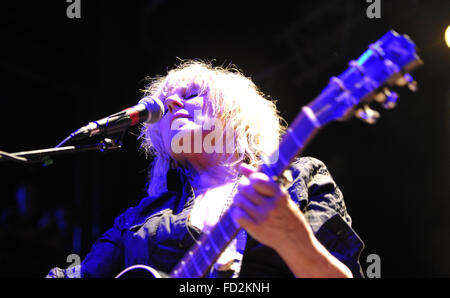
139,96,165,123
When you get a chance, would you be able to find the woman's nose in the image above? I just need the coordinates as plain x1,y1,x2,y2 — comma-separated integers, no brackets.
165,94,184,113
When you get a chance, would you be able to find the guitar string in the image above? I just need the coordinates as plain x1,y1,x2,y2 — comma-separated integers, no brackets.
181,173,242,277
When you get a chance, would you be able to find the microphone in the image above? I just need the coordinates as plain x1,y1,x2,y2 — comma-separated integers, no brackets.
56,96,165,147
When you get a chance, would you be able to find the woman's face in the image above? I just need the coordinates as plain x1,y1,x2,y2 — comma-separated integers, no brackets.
158,84,207,164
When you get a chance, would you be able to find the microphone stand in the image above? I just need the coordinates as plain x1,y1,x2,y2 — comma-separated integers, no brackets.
0,137,123,166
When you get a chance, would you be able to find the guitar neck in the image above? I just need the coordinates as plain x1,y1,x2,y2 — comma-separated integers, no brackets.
261,106,322,178
169,107,323,278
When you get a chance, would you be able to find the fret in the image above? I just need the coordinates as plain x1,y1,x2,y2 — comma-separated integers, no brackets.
308,84,342,122
180,260,191,278
193,245,211,276
174,256,196,278
207,234,221,255
278,141,293,169
187,258,202,278
217,221,230,243
264,109,321,178
171,259,188,278
287,128,304,149
199,243,213,266
228,211,240,229
302,106,322,128
260,158,279,179
211,225,228,249
171,268,179,278
188,251,203,276
278,151,289,170
221,211,240,235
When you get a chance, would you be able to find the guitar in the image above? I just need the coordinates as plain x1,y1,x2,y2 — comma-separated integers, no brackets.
116,30,423,278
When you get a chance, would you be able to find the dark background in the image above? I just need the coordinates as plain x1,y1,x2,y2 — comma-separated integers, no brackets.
0,0,448,278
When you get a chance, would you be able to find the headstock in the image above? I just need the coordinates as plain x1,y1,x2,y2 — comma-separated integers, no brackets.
308,30,423,125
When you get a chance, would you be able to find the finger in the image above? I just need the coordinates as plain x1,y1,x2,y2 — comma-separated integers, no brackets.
240,163,284,199
230,205,258,230
239,163,257,177
237,182,271,206
248,174,282,197
233,194,264,222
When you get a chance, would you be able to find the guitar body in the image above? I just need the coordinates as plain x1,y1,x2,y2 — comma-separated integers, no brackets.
115,264,170,278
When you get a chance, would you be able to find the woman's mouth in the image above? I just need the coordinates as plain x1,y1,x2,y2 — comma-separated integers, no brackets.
170,112,191,126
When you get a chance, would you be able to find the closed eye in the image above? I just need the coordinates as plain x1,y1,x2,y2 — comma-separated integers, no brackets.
185,93,198,100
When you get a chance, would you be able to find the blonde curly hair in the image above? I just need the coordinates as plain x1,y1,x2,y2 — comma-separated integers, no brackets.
139,59,286,197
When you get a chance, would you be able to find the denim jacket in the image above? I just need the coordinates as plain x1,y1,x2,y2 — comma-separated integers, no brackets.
46,157,365,278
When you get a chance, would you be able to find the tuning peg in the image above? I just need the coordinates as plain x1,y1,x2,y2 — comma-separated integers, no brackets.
374,91,386,103
408,80,418,92
395,73,418,91
382,89,398,109
355,105,380,124
394,74,408,86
